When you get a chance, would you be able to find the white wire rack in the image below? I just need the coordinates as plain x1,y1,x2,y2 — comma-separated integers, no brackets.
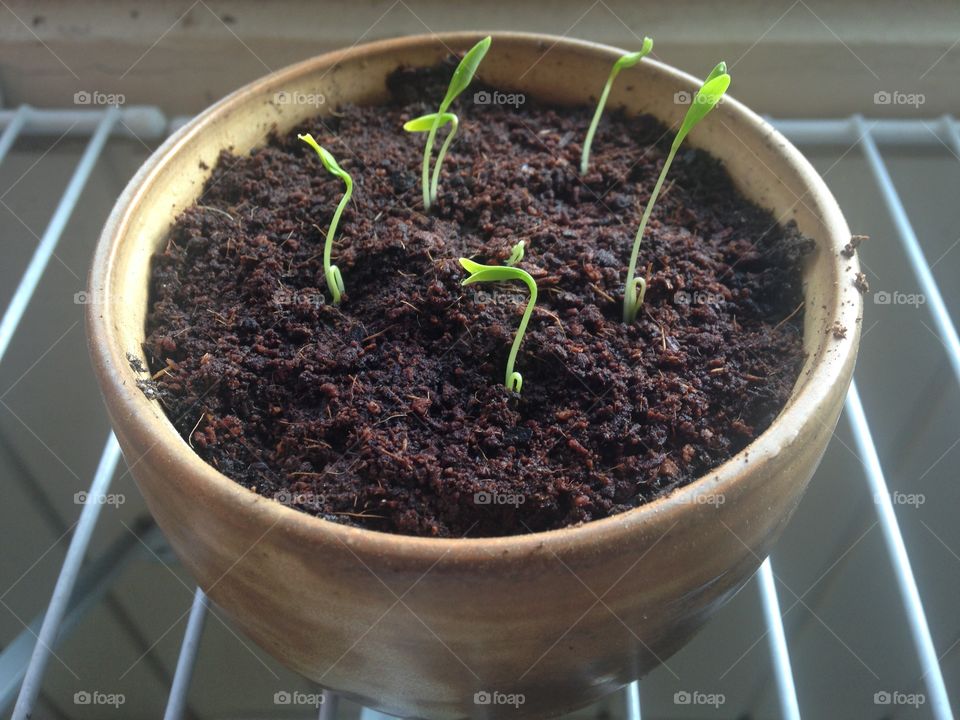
0,106,957,720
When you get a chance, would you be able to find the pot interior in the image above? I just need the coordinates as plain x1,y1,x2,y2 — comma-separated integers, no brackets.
101,32,852,513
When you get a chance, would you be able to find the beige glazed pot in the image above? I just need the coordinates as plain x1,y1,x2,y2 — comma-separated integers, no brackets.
87,32,861,719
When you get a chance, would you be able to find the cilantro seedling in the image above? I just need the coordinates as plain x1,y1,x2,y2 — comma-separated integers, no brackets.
581,38,654,175
405,36,491,211
299,133,353,304
623,62,730,323
459,257,538,393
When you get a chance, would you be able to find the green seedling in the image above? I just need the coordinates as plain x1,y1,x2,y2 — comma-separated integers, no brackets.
623,62,730,323
459,257,538,393
581,38,654,175
298,133,353,304
404,36,491,211
403,112,458,211
506,240,525,266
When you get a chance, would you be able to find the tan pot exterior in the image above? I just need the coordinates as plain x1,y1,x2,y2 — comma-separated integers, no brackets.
87,33,861,719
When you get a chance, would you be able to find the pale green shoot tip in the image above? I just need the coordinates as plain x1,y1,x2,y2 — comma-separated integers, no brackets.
506,240,525,266
672,61,730,152
298,133,353,304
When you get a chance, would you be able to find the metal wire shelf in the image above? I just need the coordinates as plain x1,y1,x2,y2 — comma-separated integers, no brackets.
0,106,956,719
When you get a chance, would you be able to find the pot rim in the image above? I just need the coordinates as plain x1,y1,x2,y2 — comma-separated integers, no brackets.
87,31,860,558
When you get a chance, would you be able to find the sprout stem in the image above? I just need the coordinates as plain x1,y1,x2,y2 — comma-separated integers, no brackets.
580,39,653,176
505,273,537,392
429,115,459,205
407,36,490,211
298,133,353,304
581,72,617,175
623,144,676,322
422,115,440,211
324,178,352,304
622,60,729,323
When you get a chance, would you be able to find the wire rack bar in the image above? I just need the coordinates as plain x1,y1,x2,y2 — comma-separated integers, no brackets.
860,113,958,716
361,707,403,720
852,116,956,717
775,115,956,718
845,385,953,718
0,520,160,710
0,106,167,139
0,106,29,165
2,105,121,717
163,588,209,720
758,560,801,719
1,111,956,719
320,691,341,719
625,680,641,719
853,116,960,384
0,106,119,363
10,434,123,720
942,118,960,165
772,115,960,146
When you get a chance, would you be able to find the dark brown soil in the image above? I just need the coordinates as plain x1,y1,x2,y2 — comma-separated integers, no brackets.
143,62,812,538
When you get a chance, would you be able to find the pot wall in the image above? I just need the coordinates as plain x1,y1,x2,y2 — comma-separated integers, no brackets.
88,33,861,719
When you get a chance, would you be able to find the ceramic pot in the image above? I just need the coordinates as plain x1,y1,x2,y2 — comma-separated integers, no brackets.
87,32,861,719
